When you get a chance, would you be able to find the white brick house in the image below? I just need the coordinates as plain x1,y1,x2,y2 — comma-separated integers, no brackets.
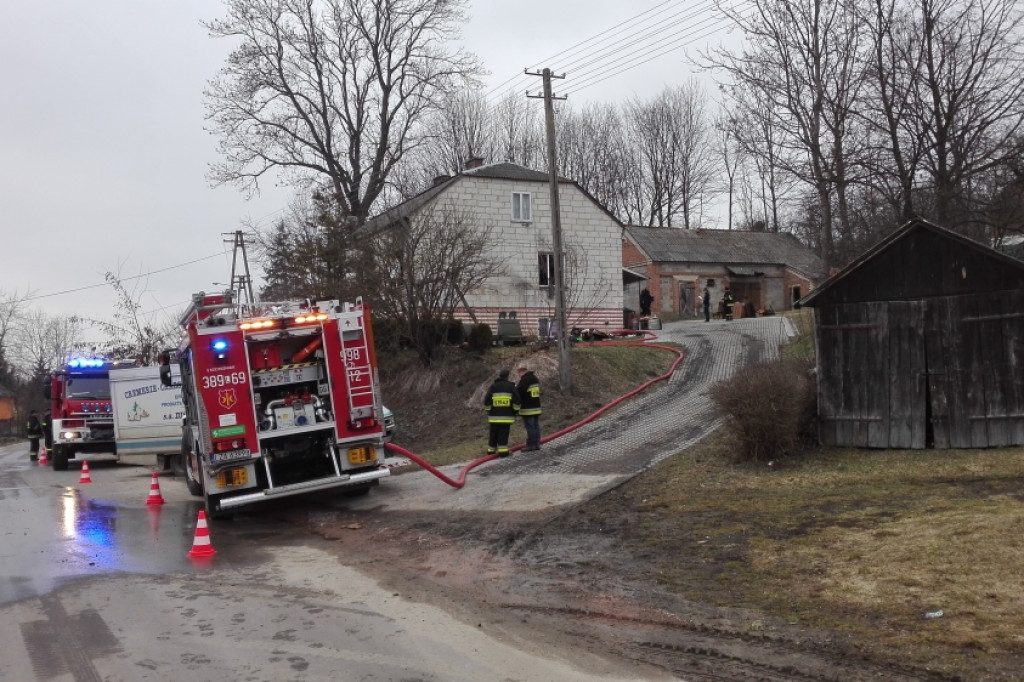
363,161,626,337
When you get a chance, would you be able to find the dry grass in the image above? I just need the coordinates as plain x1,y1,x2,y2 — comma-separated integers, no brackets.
378,341,677,467
628,437,1024,676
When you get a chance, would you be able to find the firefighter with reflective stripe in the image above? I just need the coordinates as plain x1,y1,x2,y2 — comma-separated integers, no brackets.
40,409,53,458
26,410,43,461
516,366,542,451
484,369,520,457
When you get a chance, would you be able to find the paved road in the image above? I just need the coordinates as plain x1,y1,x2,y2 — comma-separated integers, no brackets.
356,315,797,513
0,447,675,682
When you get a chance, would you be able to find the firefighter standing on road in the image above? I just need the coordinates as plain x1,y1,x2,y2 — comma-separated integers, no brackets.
26,410,43,461
41,409,53,459
516,366,542,451
484,369,520,457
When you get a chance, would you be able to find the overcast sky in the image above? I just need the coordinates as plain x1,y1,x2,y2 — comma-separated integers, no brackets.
0,0,731,331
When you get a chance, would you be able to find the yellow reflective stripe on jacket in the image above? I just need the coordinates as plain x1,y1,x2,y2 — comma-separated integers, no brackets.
488,416,516,424
518,408,541,416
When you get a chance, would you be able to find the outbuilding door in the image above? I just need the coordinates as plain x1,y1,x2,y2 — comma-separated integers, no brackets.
816,291,1024,449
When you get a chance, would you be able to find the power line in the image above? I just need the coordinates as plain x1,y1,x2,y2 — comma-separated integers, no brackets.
561,15,734,97
485,0,731,105
485,0,681,99
22,252,226,303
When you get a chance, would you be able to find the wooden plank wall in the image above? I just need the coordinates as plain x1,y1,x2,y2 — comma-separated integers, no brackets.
816,302,890,447
816,290,1024,449
888,301,925,449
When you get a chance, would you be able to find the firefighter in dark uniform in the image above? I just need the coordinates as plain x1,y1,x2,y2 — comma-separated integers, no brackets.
516,366,542,451
484,369,520,457
723,287,736,321
41,409,53,459
26,409,43,461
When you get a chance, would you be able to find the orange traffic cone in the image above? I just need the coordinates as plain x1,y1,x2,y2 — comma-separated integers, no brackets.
187,510,217,559
78,460,92,483
145,472,165,505
38,448,49,466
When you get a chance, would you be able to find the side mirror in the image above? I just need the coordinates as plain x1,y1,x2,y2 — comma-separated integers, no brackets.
42,382,51,400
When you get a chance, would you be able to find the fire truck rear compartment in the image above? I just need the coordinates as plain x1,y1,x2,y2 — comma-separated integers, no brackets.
259,433,335,486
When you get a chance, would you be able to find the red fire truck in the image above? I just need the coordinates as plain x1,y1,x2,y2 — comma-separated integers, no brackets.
44,357,126,470
161,290,390,516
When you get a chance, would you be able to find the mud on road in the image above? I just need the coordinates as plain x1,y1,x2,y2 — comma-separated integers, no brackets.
302,500,958,682
294,318,964,681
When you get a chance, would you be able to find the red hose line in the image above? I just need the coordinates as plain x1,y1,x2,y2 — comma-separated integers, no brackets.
382,329,683,489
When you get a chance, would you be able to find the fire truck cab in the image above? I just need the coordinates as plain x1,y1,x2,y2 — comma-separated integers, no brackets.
164,291,390,516
44,357,127,470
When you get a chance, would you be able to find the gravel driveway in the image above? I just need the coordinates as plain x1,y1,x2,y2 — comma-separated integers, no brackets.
357,316,796,513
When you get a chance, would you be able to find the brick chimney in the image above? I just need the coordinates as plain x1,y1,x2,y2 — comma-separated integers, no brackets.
465,156,484,170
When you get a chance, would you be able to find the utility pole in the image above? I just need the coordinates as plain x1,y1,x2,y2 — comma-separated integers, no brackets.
223,230,256,316
527,68,571,392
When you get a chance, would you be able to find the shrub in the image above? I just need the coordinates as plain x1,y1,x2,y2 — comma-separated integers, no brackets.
466,323,493,351
440,318,465,345
710,357,816,463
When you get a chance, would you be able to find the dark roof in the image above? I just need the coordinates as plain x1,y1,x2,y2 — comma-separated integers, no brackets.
361,162,574,235
0,384,13,398
625,225,827,280
799,218,1024,307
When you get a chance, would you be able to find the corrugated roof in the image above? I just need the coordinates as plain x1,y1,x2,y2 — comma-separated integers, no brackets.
625,225,827,279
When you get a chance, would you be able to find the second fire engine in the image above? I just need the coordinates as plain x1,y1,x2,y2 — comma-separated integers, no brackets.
162,290,390,516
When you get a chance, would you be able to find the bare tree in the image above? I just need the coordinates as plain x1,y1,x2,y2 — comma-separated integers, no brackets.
368,202,503,365
557,102,634,221
205,0,483,223
492,91,545,169
725,83,797,233
856,0,926,222
95,270,180,365
0,288,30,387
10,310,83,380
626,84,718,228
911,0,1024,234
711,0,865,264
714,114,742,230
422,89,495,175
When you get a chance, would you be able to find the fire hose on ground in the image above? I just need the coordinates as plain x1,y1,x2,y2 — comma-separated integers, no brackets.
382,329,684,489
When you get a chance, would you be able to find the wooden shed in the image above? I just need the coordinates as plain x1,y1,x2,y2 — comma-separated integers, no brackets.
798,219,1024,449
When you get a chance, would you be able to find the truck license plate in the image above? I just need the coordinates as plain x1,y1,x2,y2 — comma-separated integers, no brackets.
216,468,248,487
211,448,251,464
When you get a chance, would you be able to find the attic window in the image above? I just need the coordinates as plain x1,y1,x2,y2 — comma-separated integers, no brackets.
512,192,532,223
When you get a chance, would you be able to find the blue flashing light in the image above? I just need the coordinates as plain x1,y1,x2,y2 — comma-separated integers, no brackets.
211,338,229,362
67,357,106,369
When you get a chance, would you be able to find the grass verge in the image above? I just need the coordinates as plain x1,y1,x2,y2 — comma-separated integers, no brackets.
616,432,1024,678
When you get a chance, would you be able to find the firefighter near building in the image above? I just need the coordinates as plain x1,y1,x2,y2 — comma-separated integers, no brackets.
162,288,390,517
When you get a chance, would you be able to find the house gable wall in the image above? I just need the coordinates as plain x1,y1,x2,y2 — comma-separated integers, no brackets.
446,175,624,334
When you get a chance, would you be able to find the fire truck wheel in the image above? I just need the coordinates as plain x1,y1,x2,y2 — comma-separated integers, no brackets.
52,446,71,471
184,448,204,497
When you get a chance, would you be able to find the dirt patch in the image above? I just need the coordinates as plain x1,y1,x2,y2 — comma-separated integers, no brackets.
303,499,963,682
341,339,1024,681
